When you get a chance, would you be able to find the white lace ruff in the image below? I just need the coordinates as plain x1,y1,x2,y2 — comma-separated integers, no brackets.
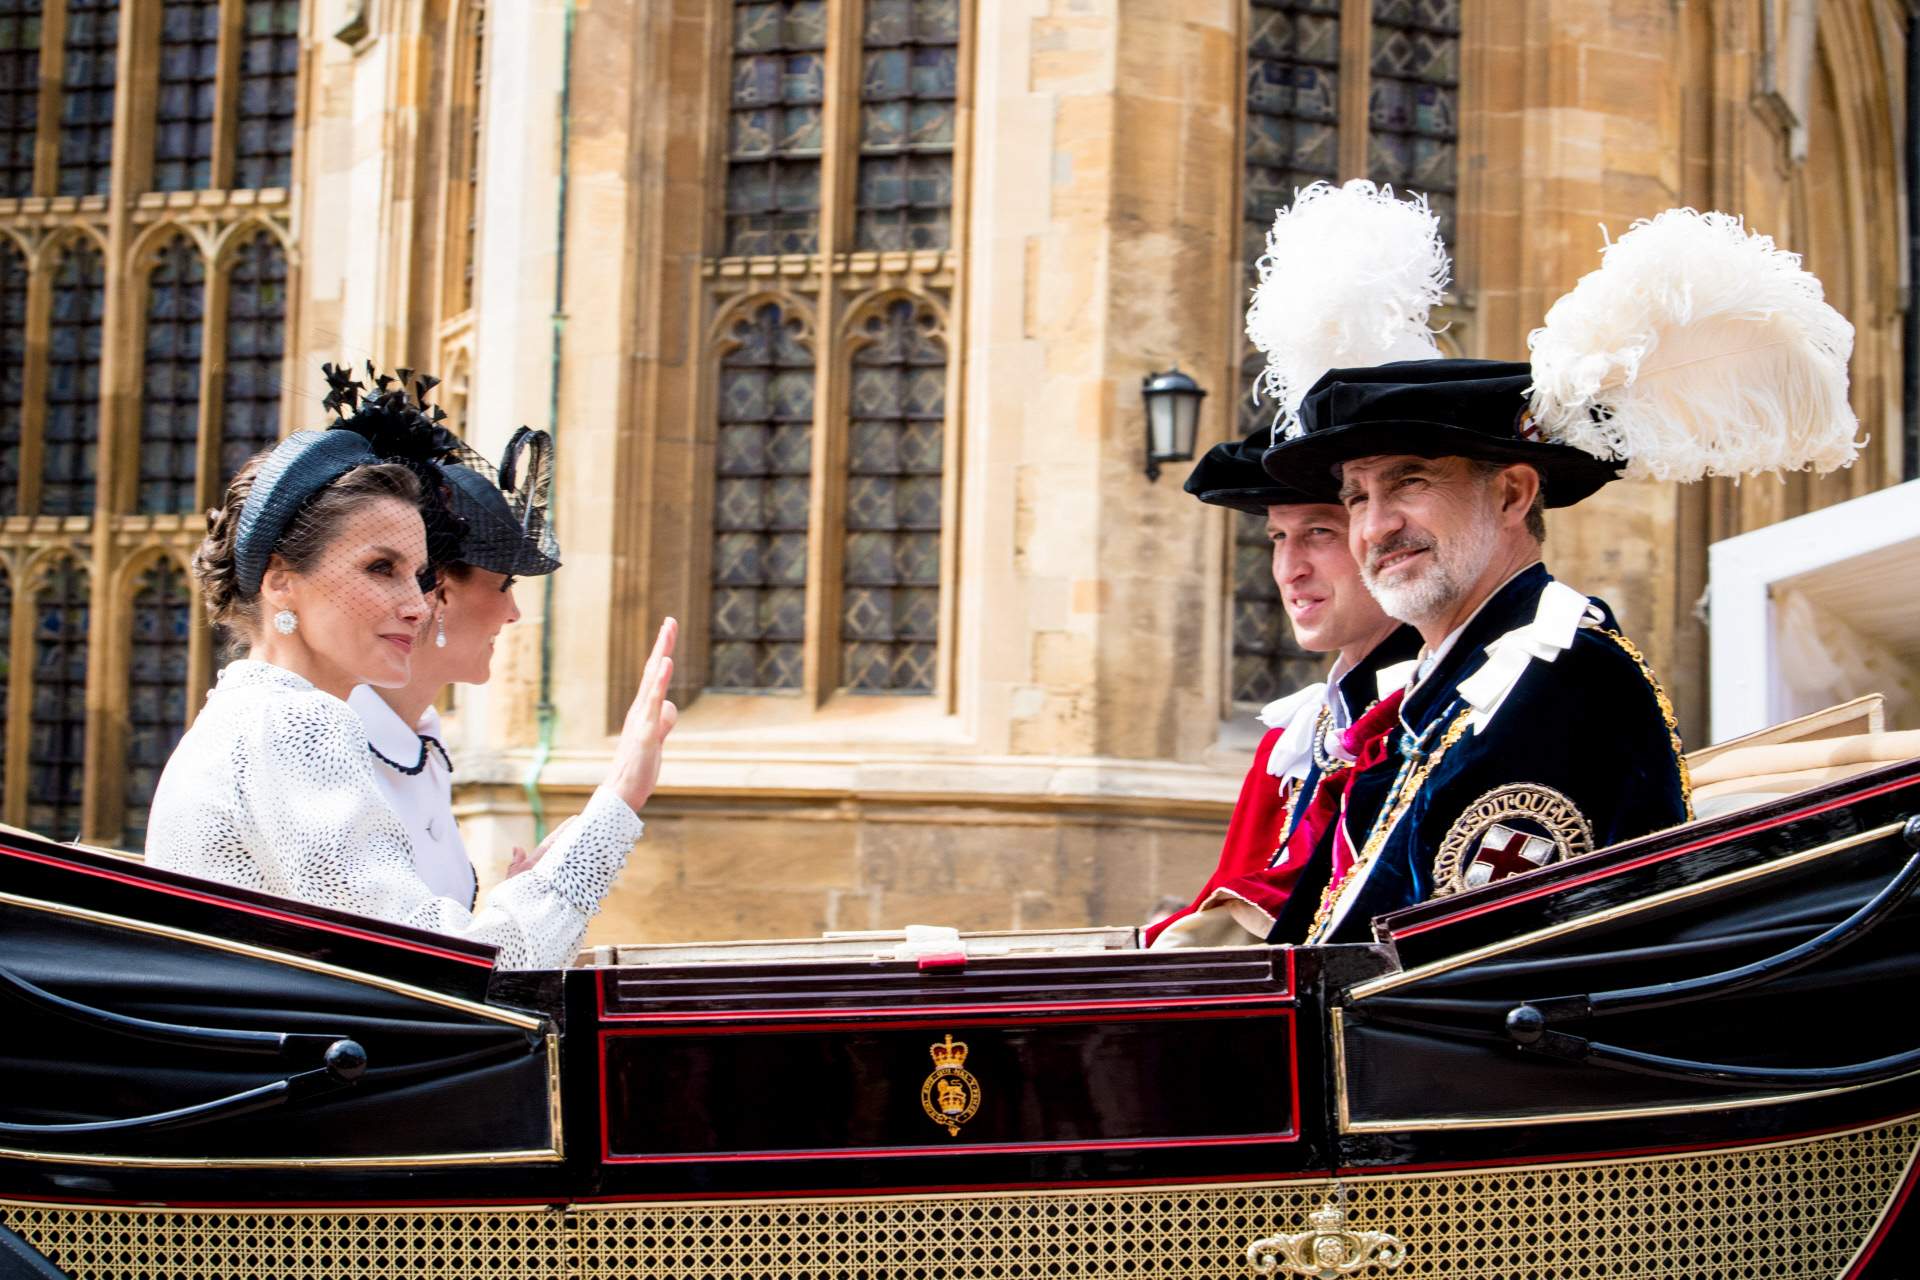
145,660,643,969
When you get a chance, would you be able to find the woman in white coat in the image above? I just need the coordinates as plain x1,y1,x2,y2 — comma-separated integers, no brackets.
347,426,569,906
145,372,677,968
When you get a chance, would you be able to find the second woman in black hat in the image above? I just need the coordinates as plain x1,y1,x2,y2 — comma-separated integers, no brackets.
347,426,568,908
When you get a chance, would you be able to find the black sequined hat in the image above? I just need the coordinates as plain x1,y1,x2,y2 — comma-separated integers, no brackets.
1260,358,1624,507
1182,423,1323,515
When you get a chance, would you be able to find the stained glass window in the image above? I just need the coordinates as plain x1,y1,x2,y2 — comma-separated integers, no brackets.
723,0,825,256
28,558,87,841
40,240,105,517
1244,0,1341,286
709,302,811,691
0,238,25,514
234,0,298,189
152,0,220,192
1367,0,1459,241
122,559,190,851
0,0,40,198
842,299,941,695
56,0,115,196
137,236,205,514
218,230,286,488
853,0,957,252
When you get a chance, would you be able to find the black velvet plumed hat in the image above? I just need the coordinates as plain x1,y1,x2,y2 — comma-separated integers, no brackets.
1182,423,1322,515
1260,358,1624,508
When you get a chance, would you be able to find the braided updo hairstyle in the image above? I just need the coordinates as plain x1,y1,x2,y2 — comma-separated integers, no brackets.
194,448,423,654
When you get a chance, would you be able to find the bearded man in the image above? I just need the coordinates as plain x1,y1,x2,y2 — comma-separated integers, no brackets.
1262,359,1691,943
1147,425,1420,949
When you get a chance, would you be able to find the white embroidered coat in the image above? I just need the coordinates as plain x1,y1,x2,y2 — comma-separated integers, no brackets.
146,660,642,969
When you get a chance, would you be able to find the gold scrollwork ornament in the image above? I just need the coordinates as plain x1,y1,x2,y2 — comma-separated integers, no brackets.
920,1034,981,1137
1430,782,1593,898
1246,1199,1407,1278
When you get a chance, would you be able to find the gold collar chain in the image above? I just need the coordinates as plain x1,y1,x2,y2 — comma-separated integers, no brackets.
1304,627,1687,942
1303,706,1474,943
1599,628,1693,820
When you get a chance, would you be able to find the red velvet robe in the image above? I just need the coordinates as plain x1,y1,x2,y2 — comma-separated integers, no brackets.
1144,689,1406,946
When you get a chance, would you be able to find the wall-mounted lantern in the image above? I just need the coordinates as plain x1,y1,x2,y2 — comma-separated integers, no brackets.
1141,366,1206,482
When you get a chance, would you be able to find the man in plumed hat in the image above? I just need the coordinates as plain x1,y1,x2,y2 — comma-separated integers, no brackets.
1221,180,1860,945
1146,425,1420,948
1260,359,1691,942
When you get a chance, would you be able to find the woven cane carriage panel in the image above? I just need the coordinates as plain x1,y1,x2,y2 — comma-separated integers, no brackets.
7,1116,1916,1278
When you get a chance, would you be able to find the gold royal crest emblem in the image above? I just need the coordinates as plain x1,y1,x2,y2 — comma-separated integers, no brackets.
920,1034,981,1137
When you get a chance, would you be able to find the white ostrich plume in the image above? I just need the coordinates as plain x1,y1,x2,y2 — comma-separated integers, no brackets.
1245,179,1449,441
1527,208,1860,483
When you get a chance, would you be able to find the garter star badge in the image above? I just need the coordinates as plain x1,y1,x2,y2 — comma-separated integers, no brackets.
1431,783,1593,897
920,1034,981,1137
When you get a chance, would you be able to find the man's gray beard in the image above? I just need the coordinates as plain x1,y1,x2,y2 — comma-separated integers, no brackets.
1362,503,1502,626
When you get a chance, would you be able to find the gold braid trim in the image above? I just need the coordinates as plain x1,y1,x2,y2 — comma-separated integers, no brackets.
1268,776,1305,869
1599,628,1694,821
1304,706,1475,943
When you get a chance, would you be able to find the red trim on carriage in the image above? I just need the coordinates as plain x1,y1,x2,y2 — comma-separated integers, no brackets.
0,840,497,968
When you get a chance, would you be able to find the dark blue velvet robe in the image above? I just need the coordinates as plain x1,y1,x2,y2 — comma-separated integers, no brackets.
1326,563,1689,943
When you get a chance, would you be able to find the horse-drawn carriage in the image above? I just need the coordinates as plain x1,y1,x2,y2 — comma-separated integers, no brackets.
4,729,1919,1278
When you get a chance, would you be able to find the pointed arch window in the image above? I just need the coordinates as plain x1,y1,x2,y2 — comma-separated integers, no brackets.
28,557,88,841
695,0,964,705
40,239,106,517
218,229,286,488
122,558,190,850
0,238,26,515
136,235,206,515
709,300,812,692
842,298,942,694
152,0,220,192
57,0,117,196
0,0,300,840
0,0,40,198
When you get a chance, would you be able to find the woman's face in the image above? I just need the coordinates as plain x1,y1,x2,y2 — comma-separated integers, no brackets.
263,497,431,694
432,567,522,686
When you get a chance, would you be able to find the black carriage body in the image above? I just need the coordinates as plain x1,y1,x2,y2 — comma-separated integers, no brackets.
4,760,1920,1278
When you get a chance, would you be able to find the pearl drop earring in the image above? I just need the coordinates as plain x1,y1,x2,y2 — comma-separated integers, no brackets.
435,611,447,648
272,609,298,636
